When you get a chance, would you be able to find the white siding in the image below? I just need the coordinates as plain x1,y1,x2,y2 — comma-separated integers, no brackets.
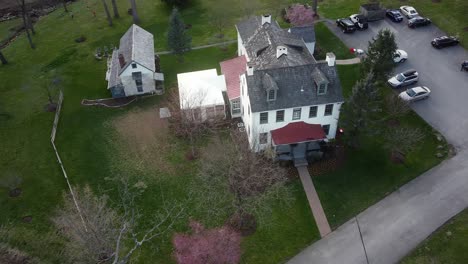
246,102,342,151
120,62,156,96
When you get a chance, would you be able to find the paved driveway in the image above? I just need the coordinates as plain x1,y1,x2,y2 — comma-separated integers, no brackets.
288,19,468,264
326,19,468,148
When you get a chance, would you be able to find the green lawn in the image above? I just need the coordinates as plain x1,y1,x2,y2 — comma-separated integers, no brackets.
317,0,468,48
0,0,448,263
402,209,468,264
0,18,21,42
314,22,355,60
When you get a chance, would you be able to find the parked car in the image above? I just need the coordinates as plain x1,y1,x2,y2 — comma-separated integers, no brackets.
399,86,431,102
336,18,357,33
431,36,459,49
388,69,419,88
386,9,404,22
408,16,431,28
393,49,408,63
349,14,368,30
400,6,418,18
462,61,468,71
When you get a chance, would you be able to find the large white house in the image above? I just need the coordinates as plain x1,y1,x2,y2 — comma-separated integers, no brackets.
106,24,164,98
221,15,344,162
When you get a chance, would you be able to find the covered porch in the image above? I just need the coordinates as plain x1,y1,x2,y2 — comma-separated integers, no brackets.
271,122,327,167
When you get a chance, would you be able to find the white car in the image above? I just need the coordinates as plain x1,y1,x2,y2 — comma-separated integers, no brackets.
393,49,408,63
400,6,418,19
399,86,431,102
388,69,419,88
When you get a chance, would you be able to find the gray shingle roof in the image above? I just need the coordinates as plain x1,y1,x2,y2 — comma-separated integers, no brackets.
312,67,328,84
119,24,155,72
289,26,316,43
246,62,343,113
107,50,121,89
236,17,316,70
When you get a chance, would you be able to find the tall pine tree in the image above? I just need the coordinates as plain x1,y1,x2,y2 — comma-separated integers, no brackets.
167,8,191,60
362,29,398,82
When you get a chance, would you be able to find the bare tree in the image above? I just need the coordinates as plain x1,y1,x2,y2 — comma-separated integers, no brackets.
236,0,260,18
193,132,292,233
0,50,7,65
129,0,140,24
17,0,35,49
102,0,113,27
312,0,318,15
63,0,69,12
53,183,184,264
111,0,120,18
384,127,425,162
207,0,234,39
167,88,213,158
383,93,410,120
0,242,38,264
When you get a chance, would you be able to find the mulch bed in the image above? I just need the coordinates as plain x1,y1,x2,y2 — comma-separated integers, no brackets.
22,216,32,223
308,146,346,177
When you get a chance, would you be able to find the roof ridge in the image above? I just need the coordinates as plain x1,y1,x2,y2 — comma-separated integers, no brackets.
131,24,136,62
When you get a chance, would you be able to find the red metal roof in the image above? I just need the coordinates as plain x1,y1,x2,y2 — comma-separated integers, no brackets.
220,55,247,100
271,122,326,145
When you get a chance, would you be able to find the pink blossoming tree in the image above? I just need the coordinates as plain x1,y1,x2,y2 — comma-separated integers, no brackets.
173,220,242,264
286,4,315,27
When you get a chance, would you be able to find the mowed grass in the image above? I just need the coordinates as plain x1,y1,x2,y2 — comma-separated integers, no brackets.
314,22,355,60
402,209,468,264
0,0,448,263
317,0,468,48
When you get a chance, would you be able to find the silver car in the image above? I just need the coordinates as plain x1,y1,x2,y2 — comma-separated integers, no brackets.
399,86,431,102
388,69,419,88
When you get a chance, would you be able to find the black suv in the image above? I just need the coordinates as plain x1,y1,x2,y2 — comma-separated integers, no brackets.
336,18,356,33
386,9,403,22
431,36,459,49
408,16,431,28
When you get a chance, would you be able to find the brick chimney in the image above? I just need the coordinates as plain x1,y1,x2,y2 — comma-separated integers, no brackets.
261,14,271,25
118,54,126,68
326,52,336,66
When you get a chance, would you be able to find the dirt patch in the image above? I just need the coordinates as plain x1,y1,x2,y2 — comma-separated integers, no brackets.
112,108,174,174
463,27,468,32
22,216,32,223
9,188,22,197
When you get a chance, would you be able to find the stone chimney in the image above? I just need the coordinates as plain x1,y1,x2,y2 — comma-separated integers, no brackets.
261,14,271,25
246,64,254,76
326,52,336,66
276,46,288,58
118,54,126,68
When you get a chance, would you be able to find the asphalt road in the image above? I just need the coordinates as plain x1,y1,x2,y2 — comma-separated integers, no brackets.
326,18,468,148
288,19,468,264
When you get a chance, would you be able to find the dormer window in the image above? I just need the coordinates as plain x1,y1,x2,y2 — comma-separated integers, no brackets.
318,82,327,95
267,89,276,101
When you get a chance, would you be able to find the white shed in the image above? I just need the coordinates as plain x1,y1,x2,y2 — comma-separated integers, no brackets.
177,69,227,122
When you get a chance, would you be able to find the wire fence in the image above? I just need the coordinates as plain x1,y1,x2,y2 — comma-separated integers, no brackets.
50,90,88,231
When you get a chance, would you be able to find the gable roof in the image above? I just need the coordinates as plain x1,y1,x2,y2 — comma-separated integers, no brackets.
246,62,343,112
118,24,155,72
236,16,316,70
271,122,326,145
289,26,316,43
220,55,247,100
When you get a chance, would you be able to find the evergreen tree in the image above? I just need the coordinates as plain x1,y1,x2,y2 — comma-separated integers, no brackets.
340,72,381,147
362,29,398,82
167,8,191,60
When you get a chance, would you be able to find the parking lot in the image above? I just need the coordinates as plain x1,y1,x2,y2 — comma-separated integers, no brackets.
326,18,468,148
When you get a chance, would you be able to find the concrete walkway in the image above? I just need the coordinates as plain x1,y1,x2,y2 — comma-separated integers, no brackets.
289,149,468,264
297,166,332,237
336,57,361,65
156,40,237,55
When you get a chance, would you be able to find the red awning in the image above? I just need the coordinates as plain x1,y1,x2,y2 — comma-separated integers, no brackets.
271,122,326,145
